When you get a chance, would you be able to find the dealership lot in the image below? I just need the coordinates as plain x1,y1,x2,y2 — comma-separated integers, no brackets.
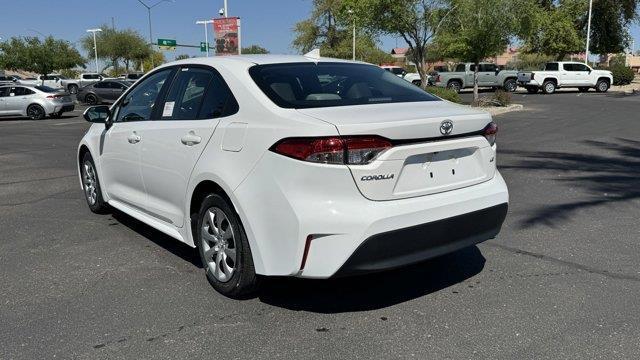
1,91,640,359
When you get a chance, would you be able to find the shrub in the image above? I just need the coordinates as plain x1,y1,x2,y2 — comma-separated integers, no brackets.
609,64,635,86
492,90,512,106
425,86,462,103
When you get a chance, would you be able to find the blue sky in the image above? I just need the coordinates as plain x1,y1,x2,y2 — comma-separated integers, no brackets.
0,0,638,61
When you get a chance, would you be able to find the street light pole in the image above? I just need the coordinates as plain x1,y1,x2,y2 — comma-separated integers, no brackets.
196,20,214,57
86,28,102,74
224,0,228,17
584,0,593,66
136,0,174,68
348,9,355,61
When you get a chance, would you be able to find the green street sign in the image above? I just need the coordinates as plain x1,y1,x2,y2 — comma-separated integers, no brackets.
200,42,208,52
158,38,176,50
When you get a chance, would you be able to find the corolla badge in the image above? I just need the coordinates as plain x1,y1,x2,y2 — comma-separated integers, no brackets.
440,120,454,135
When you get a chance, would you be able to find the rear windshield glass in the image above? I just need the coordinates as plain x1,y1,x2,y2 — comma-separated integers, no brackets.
34,86,59,93
249,62,439,109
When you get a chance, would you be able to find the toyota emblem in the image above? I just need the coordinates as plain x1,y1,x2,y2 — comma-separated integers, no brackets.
440,120,453,135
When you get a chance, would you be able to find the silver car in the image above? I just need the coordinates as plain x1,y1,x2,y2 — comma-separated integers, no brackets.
0,85,75,120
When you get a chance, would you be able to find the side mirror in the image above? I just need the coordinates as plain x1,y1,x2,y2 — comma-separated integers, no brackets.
83,105,112,128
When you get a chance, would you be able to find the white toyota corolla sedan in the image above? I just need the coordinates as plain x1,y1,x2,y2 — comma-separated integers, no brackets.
78,55,508,298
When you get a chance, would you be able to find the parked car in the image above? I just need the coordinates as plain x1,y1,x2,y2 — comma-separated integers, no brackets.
0,84,74,119
0,75,21,84
77,80,130,105
60,73,105,94
118,72,144,81
436,63,519,93
517,62,613,94
381,65,428,86
78,56,508,298
18,74,66,89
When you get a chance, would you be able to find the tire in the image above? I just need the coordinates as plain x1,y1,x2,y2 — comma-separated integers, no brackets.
526,86,538,94
578,87,590,92
447,80,462,93
196,193,258,298
26,104,45,120
542,80,556,94
81,152,109,214
50,111,63,119
68,84,78,94
595,79,609,93
503,79,517,92
85,94,99,105
412,80,422,87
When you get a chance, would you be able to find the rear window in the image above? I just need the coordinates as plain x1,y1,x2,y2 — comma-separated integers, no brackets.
249,62,439,109
544,63,559,71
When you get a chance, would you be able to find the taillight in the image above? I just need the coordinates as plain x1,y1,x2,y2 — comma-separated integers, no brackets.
46,95,63,99
271,136,392,165
436,74,441,83
483,122,498,146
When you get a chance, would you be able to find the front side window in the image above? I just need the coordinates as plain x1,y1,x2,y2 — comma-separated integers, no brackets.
480,64,497,72
12,87,34,96
573,64,590,72
115,68,173,122
249,62,439,109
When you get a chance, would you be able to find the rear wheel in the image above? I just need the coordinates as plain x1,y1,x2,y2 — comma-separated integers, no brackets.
503,79,517,92
85,94,98,105
447,80,462,93
412,80,422,87
26,104,45,120
542,80,556,94
50,111,63,119
196,193,258,298
595,79,609,93
68,84,78,94
81,152,109,214
526,86,538,94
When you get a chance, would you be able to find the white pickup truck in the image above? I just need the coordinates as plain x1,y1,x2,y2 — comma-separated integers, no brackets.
381,65,429,86
517,62,613,94
60,73,105,94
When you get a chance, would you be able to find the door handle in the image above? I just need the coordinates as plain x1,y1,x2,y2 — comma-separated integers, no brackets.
181,131,202,146
127,131,141,144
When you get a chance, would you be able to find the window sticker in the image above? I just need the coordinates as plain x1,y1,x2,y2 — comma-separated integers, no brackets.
162,101,175,117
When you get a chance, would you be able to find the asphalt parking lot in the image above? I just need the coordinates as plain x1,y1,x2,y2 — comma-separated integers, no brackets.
1,91,639,359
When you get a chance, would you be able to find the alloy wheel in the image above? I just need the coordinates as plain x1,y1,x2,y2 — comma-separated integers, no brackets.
27,105,44,120
83,161,98,205
201,207,237,283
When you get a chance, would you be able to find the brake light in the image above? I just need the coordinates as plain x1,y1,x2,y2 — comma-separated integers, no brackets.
46,94,64,99
483,122,498,146
272,136,392,165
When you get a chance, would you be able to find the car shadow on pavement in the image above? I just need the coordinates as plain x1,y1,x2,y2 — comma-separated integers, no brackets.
500,138,640,228
110,209,202,267
258,246,485,313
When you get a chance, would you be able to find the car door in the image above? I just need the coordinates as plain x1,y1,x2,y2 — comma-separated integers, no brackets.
560,63,579,86
92,82,111,101
108,82,128,101
478,64,497,86
4,87,33,115
138,66,237,227
98,68,176,210
0,87,9,114
571,63,591,85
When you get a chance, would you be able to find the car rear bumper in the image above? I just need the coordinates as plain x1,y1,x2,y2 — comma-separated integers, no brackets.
334,203,507,276
52,104,75,114
518,80,540,86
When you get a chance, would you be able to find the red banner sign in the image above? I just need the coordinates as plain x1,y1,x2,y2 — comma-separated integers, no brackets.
213,17,240,56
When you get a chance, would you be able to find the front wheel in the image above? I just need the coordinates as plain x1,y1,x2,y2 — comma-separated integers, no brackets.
68,85,78,94
196,194,258,298
447,81,462,93
81,152,109,214
595,79,609,93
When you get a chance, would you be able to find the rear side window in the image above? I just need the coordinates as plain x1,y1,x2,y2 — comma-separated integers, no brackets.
455,64,466,72
249,62,439,109
545,63,559,71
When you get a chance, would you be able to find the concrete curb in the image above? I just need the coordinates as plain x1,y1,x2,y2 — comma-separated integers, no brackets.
466,104,524,116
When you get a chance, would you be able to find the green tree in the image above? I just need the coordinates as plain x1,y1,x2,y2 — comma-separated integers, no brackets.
589,0,639,55
137,50,165,72
80,26,151,73
437,0,523,103
241,45,270,54
521,0,586,61
0,36,85,84
292,0,393,65
341,0,454,88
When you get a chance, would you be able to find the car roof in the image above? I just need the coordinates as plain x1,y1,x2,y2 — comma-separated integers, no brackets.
167,54,366,68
